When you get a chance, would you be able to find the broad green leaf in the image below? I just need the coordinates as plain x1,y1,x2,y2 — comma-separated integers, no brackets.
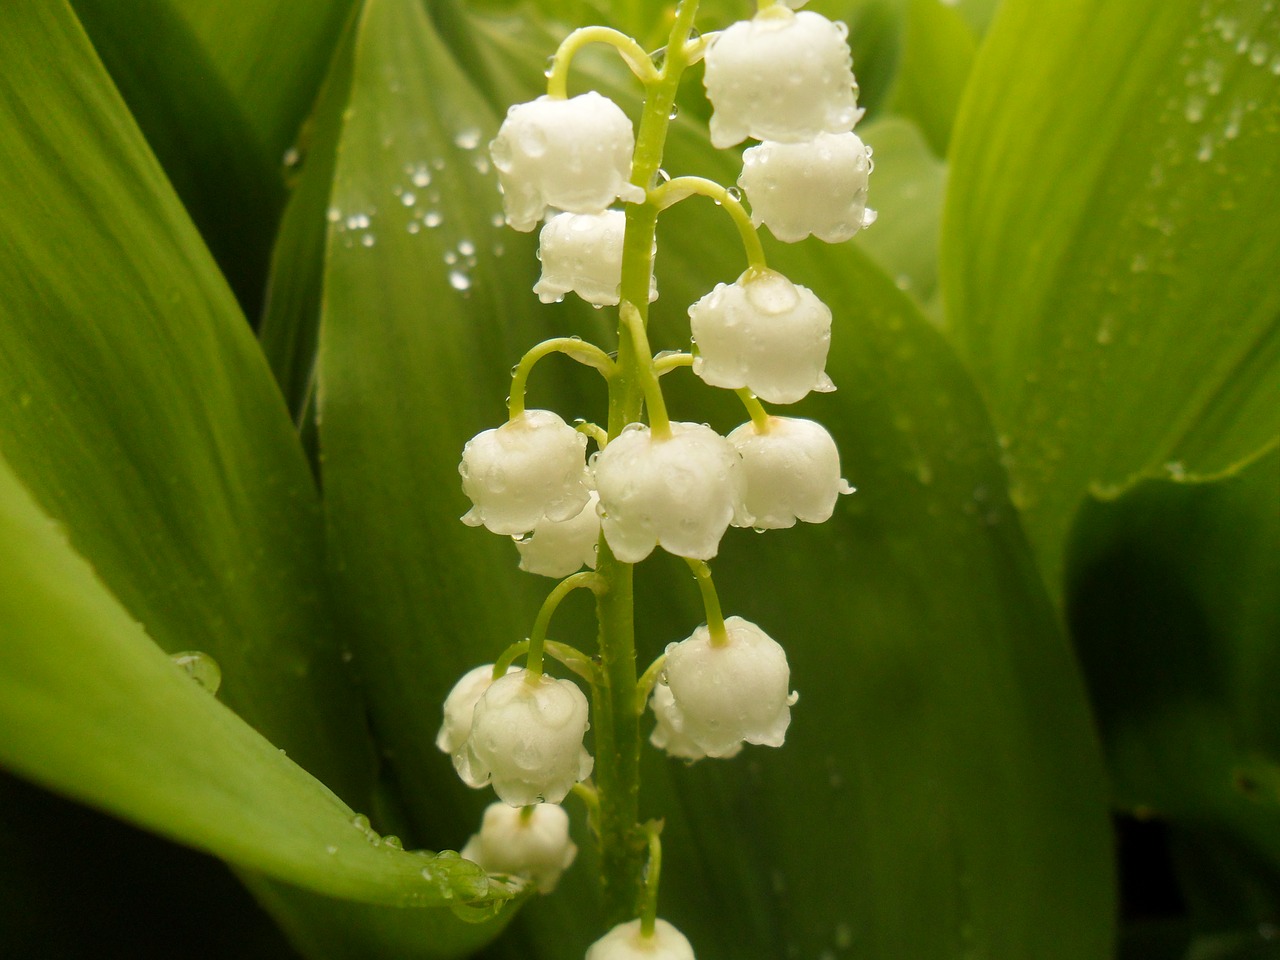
942,0,1280,590
888,0,977,156
1068,452,1280,901
855,115,949,317
69,0,356,313
0,1,371,803
0,452,515,926
387,8,1117,958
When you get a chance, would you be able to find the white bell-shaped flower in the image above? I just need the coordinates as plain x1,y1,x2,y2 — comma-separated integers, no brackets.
660,616,796,758
490,93,646,232
460,409,591,536
728,417,854,529
592,422,749,563
739,131,875,243
460,802,578,893
515,491,600,578
436,664,513,756
533,211,658,306
703,8,861,148
586,919,696,960
456,672,594,806
649,682,741,761
689,269,834,405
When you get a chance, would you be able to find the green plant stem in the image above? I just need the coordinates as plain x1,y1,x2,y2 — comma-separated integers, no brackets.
546,26,658,99
591,0,700,927
525,572,604,682
734,387,772,432
684,558,728,645
639,822,664,938
508,338,615,419
649,176,767,272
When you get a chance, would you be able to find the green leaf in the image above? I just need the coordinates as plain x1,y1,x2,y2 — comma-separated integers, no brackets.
0,0,371,804
1068,451,1280,898
0,451,513,923
888,0,978,156
942,0,1280,590
69,0,356,313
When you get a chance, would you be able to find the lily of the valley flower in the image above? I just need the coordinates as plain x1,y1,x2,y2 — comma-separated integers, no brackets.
689,269,834,404
649,682,742,762
460,409,591,536
460,802,578,893
436,663,512,755
490,92,645,232
739,131,875,243
533,211,657,306
728,416,853,529
702,7,860,149
655,616,796,759
585,919,697,960
455,672,594,806
592,422,749,563
515,491,601,578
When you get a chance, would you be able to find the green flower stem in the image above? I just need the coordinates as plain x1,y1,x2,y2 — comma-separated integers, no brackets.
592,0,701,927
574,420,610,449
546,26,659,99
621,302,671,438
634,653,668,712
525,572,606,682
684,558,728,645
508,338,615,420
649,176,767,272
735,387,773,432
492,637,600,685
639,821,664,938
653,352,693,377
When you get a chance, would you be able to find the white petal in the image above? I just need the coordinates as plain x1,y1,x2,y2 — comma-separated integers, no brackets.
585,919,696,960
728,417,853,529
460,802,578,893
515,492,601,577
532,211,657,306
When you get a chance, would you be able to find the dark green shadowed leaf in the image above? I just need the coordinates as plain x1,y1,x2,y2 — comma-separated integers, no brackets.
942,0,1280,591
1068,451,1280,913
0,453,517,925
888,0,977,156
69,0,357,314
316,0,556,858
0,0,371,805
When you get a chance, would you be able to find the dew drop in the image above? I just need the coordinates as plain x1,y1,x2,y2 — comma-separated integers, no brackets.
401,192,416,207
454,128,482,150
668,103,679,119
326,845,338,855
491,212,506,228
458,239,476,256
726,186,742,202
361,234,376,248
424,210,443,228
449,270,472,291
411,166,432,188
171,651,221,695
326,207,342,223
444,251,458,265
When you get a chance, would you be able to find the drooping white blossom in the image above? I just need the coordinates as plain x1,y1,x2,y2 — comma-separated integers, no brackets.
649,682,741,762
592,422,749,564
658,616,796,758
689,269,834,404
460,409,591,536
533,211,658,306
456,672,593,806
489,93,646,232
728,417,853,529
702,8,861,149
585,919,696,960
739,131,875,243
460,802,578,892
515,491,601,578
436,664,512,756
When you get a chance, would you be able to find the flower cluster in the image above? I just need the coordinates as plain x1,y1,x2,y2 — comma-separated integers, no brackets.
438,2,871,954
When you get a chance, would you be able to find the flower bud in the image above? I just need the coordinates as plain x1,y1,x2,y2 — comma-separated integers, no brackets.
592,422,749,564
658,616,796,758
460,802,578,892
460,409,591,536
436,664,512,756
489,93,645,232
689,269,834,404
533,211,658,306
586,919,696,960
728,417,853,529
456,672,594,806
515,491,600,578
703,8,861,148
739,131,875,243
